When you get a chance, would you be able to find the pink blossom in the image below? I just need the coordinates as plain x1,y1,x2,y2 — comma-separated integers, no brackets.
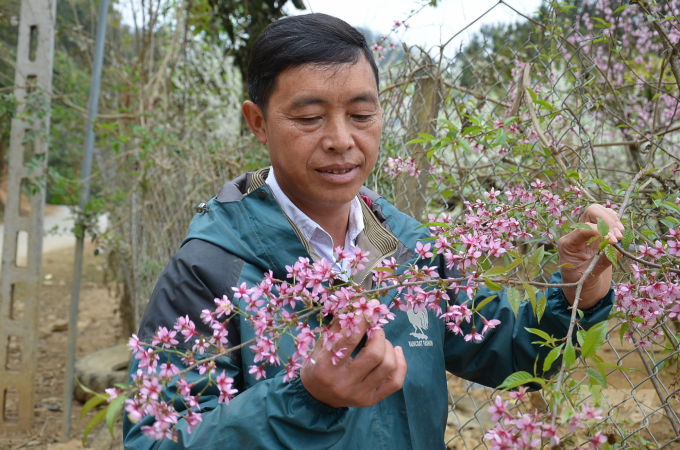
331,348,346,365
215,371,238,404
415,241,433,259
487,395,509,422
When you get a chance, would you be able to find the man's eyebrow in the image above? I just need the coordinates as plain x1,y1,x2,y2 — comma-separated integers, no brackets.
290,97,327,108
288,93,379,109
348,93,379,105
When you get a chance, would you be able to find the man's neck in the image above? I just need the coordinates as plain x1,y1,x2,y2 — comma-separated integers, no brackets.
267,167,353,250
291,197,351,250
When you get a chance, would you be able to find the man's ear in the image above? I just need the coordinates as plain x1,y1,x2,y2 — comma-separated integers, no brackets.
242,101,268,144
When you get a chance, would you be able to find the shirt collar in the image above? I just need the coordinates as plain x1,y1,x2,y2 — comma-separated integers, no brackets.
265,167,364,247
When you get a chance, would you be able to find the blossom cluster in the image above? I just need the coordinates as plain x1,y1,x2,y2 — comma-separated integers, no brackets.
614,228,680,349
111,241,477,440
485,387,608,450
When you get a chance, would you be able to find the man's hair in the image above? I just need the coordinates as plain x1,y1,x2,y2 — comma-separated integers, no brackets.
248,13,379,114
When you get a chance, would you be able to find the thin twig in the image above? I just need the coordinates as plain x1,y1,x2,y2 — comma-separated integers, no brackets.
618,170,645,216
549,252,603,441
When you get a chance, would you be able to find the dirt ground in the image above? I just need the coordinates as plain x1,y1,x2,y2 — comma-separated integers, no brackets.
1,243,126,450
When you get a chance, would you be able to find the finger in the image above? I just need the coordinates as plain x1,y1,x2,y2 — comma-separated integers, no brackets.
577,222,618,246
599,206,624,239
582,205,624,240
347,328,386,382
335,312,370,349
314,315,369,367
602,207,624,232
359,337,397,391
372,346,407,402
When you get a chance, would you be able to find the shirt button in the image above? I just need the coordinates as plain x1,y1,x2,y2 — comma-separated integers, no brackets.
258,191,267,200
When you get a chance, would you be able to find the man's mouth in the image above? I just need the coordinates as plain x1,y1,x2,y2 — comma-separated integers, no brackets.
316,165,360,183
322,168,354,174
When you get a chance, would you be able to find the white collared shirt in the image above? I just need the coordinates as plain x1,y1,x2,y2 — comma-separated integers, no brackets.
265,167,364,276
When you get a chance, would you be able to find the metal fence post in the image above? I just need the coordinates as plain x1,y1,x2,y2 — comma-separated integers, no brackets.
61,0,109,437
0,0,57,432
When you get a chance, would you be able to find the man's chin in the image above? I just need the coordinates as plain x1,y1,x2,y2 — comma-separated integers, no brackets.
315,188,362,207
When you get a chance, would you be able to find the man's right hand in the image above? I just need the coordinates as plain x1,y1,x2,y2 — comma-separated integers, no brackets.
300,319,408,409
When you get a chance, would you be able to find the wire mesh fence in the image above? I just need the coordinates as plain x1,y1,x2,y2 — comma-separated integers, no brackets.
368,3,680,449
90,1,680,448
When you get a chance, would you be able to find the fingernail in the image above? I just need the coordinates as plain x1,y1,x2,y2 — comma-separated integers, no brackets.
614,228,623,239
395,346,403,356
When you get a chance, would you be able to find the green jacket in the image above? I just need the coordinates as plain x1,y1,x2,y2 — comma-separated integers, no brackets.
123,168,613,449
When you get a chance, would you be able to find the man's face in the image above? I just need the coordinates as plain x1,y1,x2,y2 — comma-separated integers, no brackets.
258,57,382,211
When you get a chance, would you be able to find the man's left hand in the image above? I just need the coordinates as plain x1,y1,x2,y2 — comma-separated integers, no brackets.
557,204,624,310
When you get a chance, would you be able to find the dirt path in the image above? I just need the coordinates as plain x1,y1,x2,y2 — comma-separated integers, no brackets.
0,243,125,450
0,205,108,271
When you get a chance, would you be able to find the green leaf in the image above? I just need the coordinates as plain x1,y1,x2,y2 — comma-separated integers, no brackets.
526,87,538,102
604,245,618,266
543,344,564,372
537,296,547,324
571,223,592,231
597,218,610,238
506,249,521,259
621,228,633,249
525,327,552,342
80,393,109,420
76,378,100,396
416,221,450,229
564,340,576,367
484,266,507,277
597,360,638,372
405,138,427,145
531,245,545,267
614,5,629,13
590,178,614,194
661,201,680,213
106,394,127,437
591,17,613,28
83,407,108,446
473,294,498,312
577,330,586,347
577,309,584,319
582,321,609,358
484,277,503,292
619,322,628,346
507,287,521,318
497,371,544,390
523,282,537,316
587,368,608,387
506,258,524,272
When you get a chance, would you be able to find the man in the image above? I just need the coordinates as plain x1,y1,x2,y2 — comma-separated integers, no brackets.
123,13,620,449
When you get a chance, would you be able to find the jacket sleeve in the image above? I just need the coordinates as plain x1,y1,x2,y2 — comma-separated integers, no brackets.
442,268,614,389
123,239,350,450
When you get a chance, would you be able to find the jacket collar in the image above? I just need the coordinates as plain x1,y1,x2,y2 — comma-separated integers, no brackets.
246,167,400,286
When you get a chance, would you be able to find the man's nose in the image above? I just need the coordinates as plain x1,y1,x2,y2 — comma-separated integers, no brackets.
322,115,354,153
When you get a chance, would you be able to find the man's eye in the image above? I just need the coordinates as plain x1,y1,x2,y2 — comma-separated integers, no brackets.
353,114,374,121
298,117,321,124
